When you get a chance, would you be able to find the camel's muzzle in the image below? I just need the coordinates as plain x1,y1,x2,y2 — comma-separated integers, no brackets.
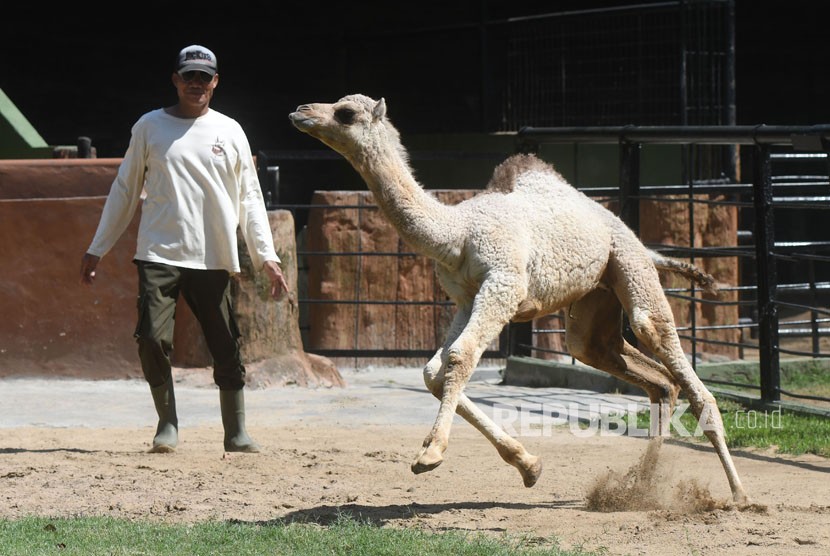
288,111,314,130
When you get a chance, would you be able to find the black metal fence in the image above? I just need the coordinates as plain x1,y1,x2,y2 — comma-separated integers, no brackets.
516,124,830,406
340,0,734,133
487,0,734,130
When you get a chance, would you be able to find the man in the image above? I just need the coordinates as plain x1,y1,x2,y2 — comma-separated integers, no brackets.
80,45,288,454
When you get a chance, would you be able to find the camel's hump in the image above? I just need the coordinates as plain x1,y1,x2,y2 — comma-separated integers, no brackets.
484,153,565,194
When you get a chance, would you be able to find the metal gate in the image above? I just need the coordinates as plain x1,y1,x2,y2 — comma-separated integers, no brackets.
516,124,830,408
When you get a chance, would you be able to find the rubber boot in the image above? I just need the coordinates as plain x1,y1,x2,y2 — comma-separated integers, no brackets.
149,381,178,453
220,389,261,453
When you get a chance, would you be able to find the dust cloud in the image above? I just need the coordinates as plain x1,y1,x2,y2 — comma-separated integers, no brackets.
584,437,731,513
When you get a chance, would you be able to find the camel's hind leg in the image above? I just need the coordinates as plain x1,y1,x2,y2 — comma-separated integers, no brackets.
565,288,680,436
415,283,542,487
608,249,749,504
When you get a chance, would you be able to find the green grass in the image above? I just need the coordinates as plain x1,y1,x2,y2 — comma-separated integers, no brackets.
628,397,830,457
0,514,603,556
780,360,830,390
705,358,830,402
779,360,830,400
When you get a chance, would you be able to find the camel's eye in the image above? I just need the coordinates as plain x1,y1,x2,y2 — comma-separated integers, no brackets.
335,107,356,125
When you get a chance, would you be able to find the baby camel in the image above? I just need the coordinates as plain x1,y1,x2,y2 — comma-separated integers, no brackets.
289,94,748,504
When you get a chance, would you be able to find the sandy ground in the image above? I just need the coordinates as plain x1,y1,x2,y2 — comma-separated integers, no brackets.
1,366,828,555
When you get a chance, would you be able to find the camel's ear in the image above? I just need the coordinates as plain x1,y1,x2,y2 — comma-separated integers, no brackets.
372,98,386,121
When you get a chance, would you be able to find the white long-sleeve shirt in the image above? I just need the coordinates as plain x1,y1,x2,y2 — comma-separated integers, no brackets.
87,108,279,273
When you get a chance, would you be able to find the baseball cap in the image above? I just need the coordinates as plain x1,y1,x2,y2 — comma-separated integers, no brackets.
176,45,218,76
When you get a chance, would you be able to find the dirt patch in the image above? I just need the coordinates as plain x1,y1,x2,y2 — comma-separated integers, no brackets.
2,418,828,555
1,367,827,554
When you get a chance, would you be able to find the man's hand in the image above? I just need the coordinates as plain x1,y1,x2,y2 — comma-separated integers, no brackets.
263,260,290,301
80,253,100,285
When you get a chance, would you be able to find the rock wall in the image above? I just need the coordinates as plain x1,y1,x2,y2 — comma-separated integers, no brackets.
305,191,475,365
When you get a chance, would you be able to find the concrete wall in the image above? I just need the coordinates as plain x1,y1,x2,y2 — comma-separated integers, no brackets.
0,158,121,199
0,195,139,378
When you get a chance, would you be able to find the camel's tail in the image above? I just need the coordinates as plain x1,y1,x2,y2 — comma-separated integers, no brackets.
649,250,718,295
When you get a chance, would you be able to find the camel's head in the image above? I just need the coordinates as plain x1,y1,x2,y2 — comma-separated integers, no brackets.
289,94,400,159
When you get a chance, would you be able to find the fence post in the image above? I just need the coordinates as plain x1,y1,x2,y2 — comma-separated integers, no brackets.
77,136,93,158
508,321,533,357
619,139,641,233
256,150,279,209
751,143,780,402
619,139,641,346
808,260,820,355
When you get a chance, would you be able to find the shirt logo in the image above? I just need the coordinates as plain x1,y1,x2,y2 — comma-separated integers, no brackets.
211,137,226,158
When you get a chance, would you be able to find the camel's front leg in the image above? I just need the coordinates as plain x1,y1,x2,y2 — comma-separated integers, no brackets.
412,342,494,474
455,393,543,486
418,348,542,486
413,281,540,483
412,309,469,474
415,310,542,485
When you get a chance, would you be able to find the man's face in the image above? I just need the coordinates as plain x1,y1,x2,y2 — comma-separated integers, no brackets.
173,70,218,108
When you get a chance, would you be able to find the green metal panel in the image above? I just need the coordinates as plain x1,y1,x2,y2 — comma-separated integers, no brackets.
0,88,51,159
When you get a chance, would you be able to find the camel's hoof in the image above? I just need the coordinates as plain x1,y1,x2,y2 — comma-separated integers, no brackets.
737,501,768,513
519,455,543,488
411,445,443,475
411,459,443,475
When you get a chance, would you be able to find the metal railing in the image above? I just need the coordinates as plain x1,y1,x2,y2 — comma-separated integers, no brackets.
516,124,830,404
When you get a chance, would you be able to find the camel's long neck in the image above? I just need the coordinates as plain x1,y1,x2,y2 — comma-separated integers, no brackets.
349,145,459,263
